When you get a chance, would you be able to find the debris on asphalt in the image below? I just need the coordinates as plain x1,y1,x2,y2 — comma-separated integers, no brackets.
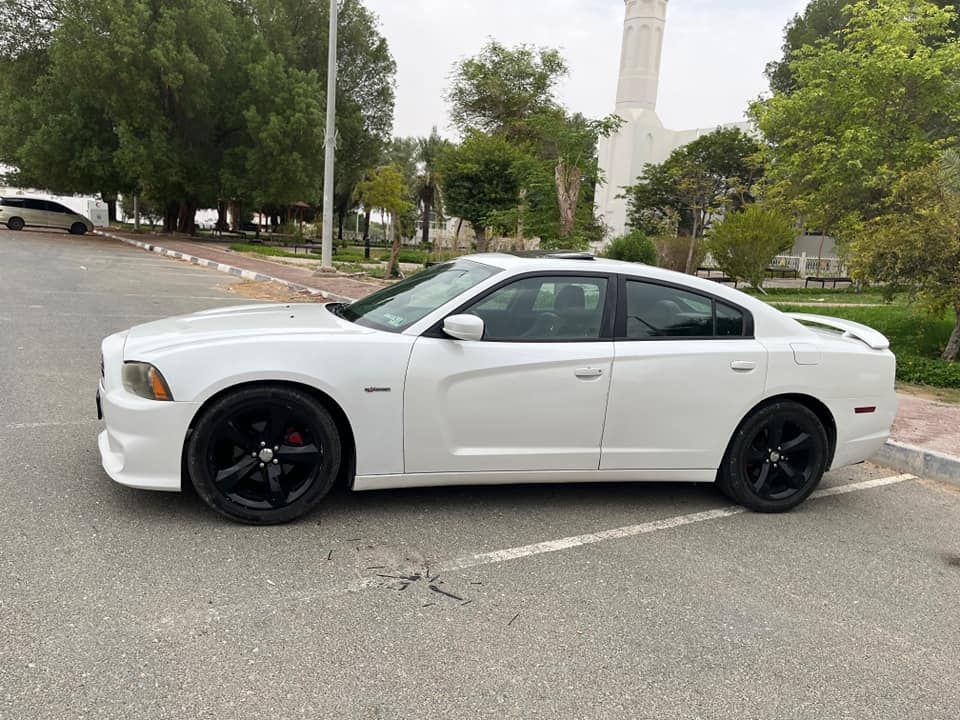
428,585,463,601
507,613,520,627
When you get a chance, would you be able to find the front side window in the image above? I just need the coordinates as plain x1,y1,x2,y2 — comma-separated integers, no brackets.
338,259,501,333
466,275,609,341
624,280,747,339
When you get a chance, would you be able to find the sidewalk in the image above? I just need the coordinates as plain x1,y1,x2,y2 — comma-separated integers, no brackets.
879,394,960,483
100,230,383,301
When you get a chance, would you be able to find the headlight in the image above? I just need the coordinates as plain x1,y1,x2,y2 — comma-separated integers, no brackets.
122,362,174,401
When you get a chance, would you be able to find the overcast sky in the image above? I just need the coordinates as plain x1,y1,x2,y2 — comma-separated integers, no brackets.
363,0,810,139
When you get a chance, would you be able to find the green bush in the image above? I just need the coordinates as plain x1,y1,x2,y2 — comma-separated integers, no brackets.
706,205,796,288
604,231,658,264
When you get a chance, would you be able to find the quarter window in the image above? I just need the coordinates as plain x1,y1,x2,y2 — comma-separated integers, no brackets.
716,302,745,337
466,275,608,341
624,280,747,339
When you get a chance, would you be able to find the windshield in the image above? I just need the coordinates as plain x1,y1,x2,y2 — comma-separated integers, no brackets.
338,259,502,332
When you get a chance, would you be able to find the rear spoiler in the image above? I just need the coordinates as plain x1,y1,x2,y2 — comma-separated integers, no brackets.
786,313,890,350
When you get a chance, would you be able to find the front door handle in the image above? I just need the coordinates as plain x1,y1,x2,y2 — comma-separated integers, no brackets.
731,360,757,372
575,367,604,378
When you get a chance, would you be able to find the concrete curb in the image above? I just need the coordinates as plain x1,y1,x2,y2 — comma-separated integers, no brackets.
95,230,357,303
873,440,960,485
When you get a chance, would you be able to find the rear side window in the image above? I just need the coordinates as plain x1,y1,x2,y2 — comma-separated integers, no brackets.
623,280,748,339
0,198,24,207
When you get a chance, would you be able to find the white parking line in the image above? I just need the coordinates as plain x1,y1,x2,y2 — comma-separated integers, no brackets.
434,474,915,574
4,420,99,430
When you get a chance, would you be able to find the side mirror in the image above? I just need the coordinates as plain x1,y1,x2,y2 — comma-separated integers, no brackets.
443,314,485,341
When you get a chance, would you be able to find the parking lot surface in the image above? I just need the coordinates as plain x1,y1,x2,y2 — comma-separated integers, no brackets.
1,229,959,719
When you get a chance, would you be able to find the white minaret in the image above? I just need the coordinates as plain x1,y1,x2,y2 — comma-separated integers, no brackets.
595,0,674,242
594,0,750,243
616,0,668,112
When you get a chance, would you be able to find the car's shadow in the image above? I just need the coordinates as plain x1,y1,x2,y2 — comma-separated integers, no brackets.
105,474,729,530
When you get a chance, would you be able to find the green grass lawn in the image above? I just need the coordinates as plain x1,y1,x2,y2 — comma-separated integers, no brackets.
773,302,960,388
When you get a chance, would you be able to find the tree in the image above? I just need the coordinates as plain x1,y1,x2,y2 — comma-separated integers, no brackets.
706,205,796,290
0,0,397,235
624,127,763,273
446,41,618,249
752,0,960,236
525,110,623,243
765,0,960,94
414,127,450,247
353,165,413,278
439,131,523,252
447,40,567,142
850,157,960,361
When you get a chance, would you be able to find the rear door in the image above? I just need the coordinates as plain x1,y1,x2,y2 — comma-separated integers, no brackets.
600,276,768,470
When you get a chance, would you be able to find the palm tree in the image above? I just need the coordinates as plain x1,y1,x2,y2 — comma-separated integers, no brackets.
414,127,450,248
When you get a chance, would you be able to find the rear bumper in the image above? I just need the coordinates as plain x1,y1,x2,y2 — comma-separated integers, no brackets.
827,395,898,470
97,380,198,492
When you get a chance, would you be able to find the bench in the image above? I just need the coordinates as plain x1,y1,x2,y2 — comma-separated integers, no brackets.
804,276,853,289
709,276,739,288
766,267,799,279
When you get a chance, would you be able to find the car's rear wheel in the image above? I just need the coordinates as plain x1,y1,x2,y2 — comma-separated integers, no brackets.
718,401,829,513
69,222,87,235
7,217,24,231
186,385,341,525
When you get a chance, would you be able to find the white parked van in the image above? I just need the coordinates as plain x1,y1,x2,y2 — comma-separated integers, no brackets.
0,197,94,234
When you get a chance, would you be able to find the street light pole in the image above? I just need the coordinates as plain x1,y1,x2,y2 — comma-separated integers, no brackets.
319,0,338,270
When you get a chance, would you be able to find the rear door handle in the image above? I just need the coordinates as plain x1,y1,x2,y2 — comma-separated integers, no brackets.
731,360,757,372
575,367,604,378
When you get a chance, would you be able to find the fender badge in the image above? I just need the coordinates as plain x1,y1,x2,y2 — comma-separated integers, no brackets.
364,387,392,393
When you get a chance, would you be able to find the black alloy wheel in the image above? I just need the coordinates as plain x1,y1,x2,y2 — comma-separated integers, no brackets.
718,401,829,512
187,385,341,524
69,222,87,235
7,217,24,231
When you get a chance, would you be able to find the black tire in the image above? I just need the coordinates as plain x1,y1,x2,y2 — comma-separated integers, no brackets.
718,401,829,513
69,222,87,235
7,217,24,231
186,385,341,525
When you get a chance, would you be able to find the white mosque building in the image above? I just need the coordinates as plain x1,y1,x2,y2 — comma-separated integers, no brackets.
595,0,750,239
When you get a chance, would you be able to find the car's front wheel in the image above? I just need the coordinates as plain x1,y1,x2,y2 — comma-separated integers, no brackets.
718,401,829,513
69,222,87,235
7,217,24,231
186,385,341,524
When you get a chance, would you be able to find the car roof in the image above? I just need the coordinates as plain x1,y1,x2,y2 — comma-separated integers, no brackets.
456,251,795,329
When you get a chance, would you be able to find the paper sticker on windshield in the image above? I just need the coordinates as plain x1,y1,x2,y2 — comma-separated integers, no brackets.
382,313,406,327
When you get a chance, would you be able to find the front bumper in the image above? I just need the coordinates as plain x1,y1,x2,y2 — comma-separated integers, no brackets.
97,379,199,492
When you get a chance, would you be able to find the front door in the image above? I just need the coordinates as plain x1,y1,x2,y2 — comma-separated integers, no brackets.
601,278,768,470
404,273,615,473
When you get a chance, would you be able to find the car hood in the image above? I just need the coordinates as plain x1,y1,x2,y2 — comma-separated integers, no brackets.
123,302,371,358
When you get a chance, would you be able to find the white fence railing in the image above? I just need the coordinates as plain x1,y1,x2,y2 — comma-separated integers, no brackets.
732,253,850,278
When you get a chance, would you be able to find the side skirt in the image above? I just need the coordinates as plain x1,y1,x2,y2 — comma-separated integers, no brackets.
353,468,718,492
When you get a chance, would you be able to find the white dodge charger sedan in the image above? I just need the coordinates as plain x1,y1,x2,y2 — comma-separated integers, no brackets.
97,253,896,524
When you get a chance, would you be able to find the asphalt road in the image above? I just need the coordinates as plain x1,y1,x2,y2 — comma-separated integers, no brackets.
1,228,959,719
